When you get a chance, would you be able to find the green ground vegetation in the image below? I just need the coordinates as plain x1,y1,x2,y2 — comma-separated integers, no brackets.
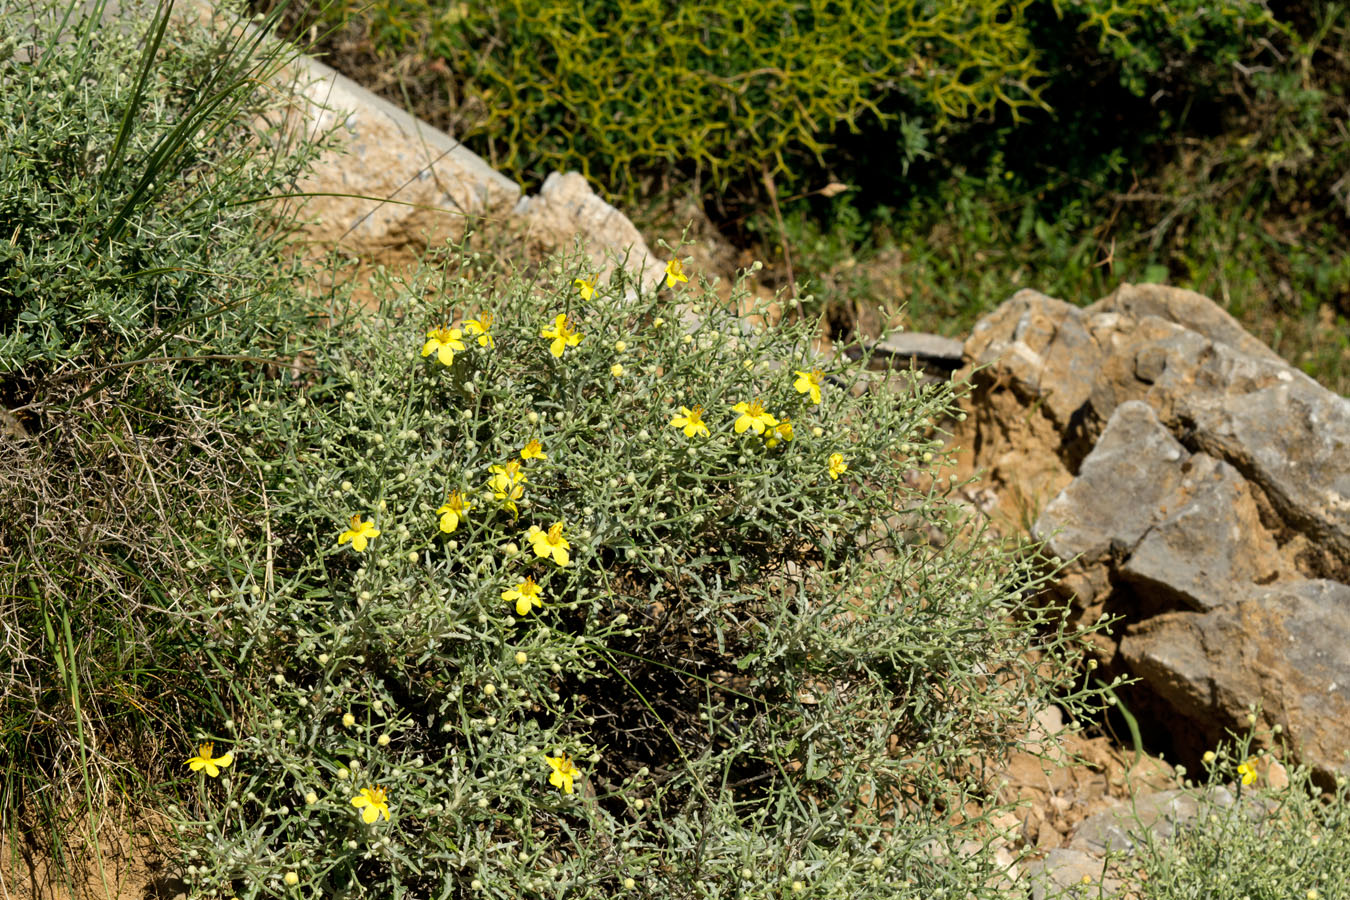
0,0,320,874
4,2,1350,899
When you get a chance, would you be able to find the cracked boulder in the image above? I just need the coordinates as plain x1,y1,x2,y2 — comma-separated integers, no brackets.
953,283,1350,778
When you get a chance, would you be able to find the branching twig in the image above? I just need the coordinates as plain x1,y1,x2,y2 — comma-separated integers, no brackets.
760,162,797,315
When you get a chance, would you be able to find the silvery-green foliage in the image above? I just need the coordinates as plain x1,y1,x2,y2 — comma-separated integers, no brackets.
179,257,1101,898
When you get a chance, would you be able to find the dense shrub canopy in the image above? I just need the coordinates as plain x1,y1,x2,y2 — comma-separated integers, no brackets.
304,0,1276,199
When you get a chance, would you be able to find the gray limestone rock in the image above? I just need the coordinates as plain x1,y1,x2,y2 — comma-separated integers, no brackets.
1121,580,1350,777
1120,453,1282,612
1035,401,1188,568
954,283,1350,780
1022,848,1123,900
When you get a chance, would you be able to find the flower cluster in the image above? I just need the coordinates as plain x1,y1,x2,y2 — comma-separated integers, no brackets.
187,738,397,827
667,383,848,481
488,459,528,515
422,310,498,368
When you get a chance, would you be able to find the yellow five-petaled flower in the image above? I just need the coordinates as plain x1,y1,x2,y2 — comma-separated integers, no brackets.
765,417,793,449
338,515,381,552
520,439,546,461
352,786,391,823
464,313,495,348
546,753,581,794
489,461,528,514
436,491,472,534
1238,758,1258,786
527,521,571,567
421,325,466,366
574,276,597,301
664,258,688,289
793,369,824,405
186,741,233,777
828,453,848,480
541,313,583,358
732,400,778,436
503,575,544,617
670,405,710,439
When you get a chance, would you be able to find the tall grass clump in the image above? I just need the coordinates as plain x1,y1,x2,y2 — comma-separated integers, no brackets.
169,255,1107,898
0,0,327,869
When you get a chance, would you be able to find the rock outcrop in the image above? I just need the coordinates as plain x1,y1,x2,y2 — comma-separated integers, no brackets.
953,283,1350,780
258,36,665,296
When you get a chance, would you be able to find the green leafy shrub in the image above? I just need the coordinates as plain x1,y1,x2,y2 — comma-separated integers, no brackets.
272,0,1277,204
174,258,1102,897
1051,0,1280,97
743,3,1349,392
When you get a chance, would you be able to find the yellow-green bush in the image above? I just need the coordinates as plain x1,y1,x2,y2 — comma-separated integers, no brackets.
297,0,1279,202
334,0,1046,198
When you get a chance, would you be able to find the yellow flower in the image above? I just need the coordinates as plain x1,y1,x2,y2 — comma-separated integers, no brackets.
765,417,793,449
186,741,234,777
541,313,583,358
732,400,778,435
793,369,824,404
546,753,581,794
436,491,472,534
502,575,544,617
527,521,571,567
670,405,710,439
1238,759,1258,786
574,276,597,301
489,461,528,514
493,459,527,484
520,440,546,461
421,325,466,366
338,515,381,552
351,786,391,824
464,313,495,348
664,258,688,288
828,453,848,480
610,363,625,378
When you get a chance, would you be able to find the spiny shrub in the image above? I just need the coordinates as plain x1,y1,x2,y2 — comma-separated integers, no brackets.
172,256,1103,898
0,0,317,376
266,0,1279,204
